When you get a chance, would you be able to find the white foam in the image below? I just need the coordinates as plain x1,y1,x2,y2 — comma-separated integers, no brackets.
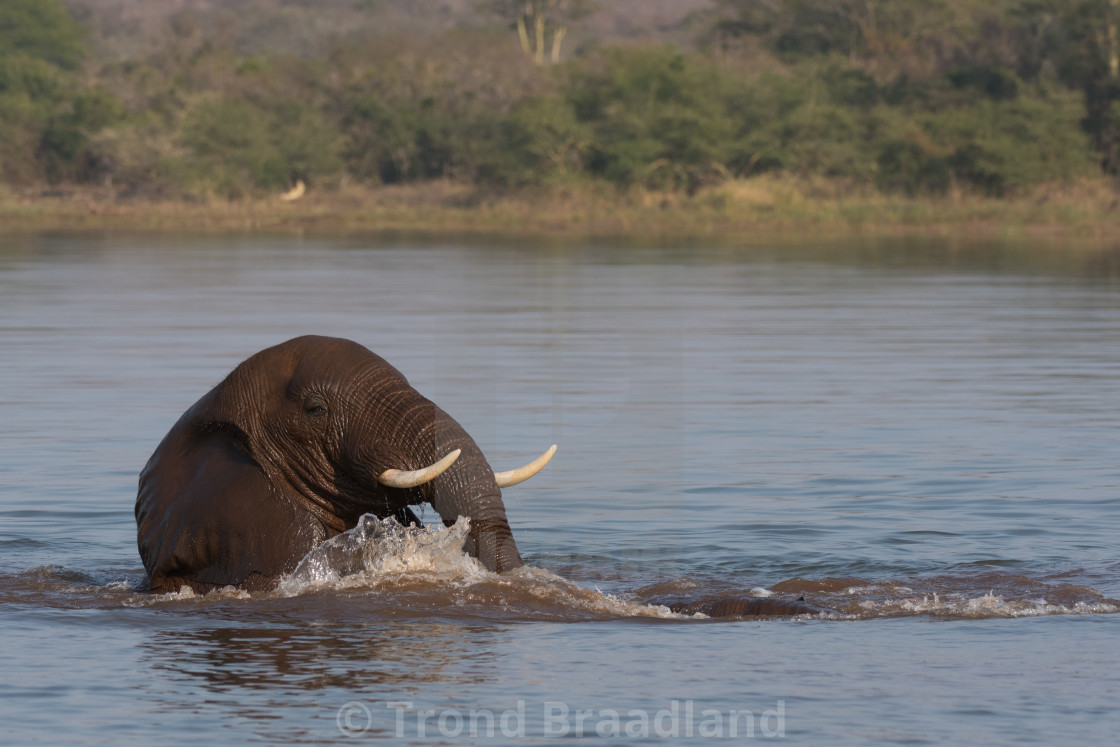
275,514,683,618
124,582,254,606
277,514,486,595
857,590,1120,618
844,584,914,595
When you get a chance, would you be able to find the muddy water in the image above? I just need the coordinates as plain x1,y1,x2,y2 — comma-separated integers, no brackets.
1,234,1119,743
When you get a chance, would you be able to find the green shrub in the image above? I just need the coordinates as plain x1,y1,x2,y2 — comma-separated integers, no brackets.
0,53,68,101
564,47,736,190
876,140,952,195
922,88,1096,194
267,100,342,184
948,67,1022,101
505,95,591,182
181,98,282,195
179,97,341,196
0,0,85,71
38,88,126,182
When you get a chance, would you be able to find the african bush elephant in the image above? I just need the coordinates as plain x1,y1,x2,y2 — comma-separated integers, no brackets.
135,336,555,594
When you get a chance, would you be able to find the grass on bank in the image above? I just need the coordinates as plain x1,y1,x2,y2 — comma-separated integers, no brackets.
1,176,1119,238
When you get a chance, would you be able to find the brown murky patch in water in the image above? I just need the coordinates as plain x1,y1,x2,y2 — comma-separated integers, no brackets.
771,576,869,594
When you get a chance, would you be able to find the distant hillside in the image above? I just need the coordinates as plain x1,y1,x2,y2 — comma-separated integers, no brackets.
63,0,715,60
12,0,1106,206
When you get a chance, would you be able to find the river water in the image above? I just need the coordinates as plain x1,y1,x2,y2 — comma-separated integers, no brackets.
1,233,1118,744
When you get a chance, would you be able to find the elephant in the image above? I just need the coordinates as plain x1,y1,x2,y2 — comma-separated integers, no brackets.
136,335,555,594
135,335,833,618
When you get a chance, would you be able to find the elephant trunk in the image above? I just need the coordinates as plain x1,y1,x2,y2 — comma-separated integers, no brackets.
446,487,523,574
411,406,524,574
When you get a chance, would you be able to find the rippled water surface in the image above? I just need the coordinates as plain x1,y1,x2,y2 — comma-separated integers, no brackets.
2,233,1119,744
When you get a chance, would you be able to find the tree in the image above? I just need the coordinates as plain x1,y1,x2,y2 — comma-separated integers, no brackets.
482,0,595,64
564,47,736,190
0,0,85,70
0,0,99,183
710,0,1011,74
1040,0,1120,172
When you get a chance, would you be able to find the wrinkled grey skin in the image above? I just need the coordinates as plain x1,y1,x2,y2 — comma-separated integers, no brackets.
136,336,522,594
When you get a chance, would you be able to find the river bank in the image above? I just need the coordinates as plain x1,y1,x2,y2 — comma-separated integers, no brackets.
2,176,1119,239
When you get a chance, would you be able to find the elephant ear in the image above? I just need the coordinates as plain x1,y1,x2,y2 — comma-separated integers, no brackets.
195,344,298,443
137,383,325,593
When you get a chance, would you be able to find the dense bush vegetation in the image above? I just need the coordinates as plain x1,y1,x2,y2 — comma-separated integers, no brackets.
2,0,1117,198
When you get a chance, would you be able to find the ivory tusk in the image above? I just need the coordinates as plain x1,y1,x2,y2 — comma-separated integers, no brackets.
378,449,461,489
493,445,557,488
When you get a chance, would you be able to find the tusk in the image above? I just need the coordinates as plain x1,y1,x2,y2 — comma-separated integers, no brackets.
378,449,460,489
494,445,557,488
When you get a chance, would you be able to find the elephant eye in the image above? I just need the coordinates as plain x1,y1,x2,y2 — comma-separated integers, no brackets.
302,395,328,418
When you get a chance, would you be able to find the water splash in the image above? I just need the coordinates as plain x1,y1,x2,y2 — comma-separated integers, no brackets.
5,520,1117,621
773,576,1120,619
278,514,486,595
275,514,681,619
856,588,1120,618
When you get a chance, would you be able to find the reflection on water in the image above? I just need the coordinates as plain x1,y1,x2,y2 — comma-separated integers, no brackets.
2,233,1120,745
140,616,503,694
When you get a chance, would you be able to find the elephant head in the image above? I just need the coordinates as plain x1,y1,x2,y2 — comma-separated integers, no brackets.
135,336,554,594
